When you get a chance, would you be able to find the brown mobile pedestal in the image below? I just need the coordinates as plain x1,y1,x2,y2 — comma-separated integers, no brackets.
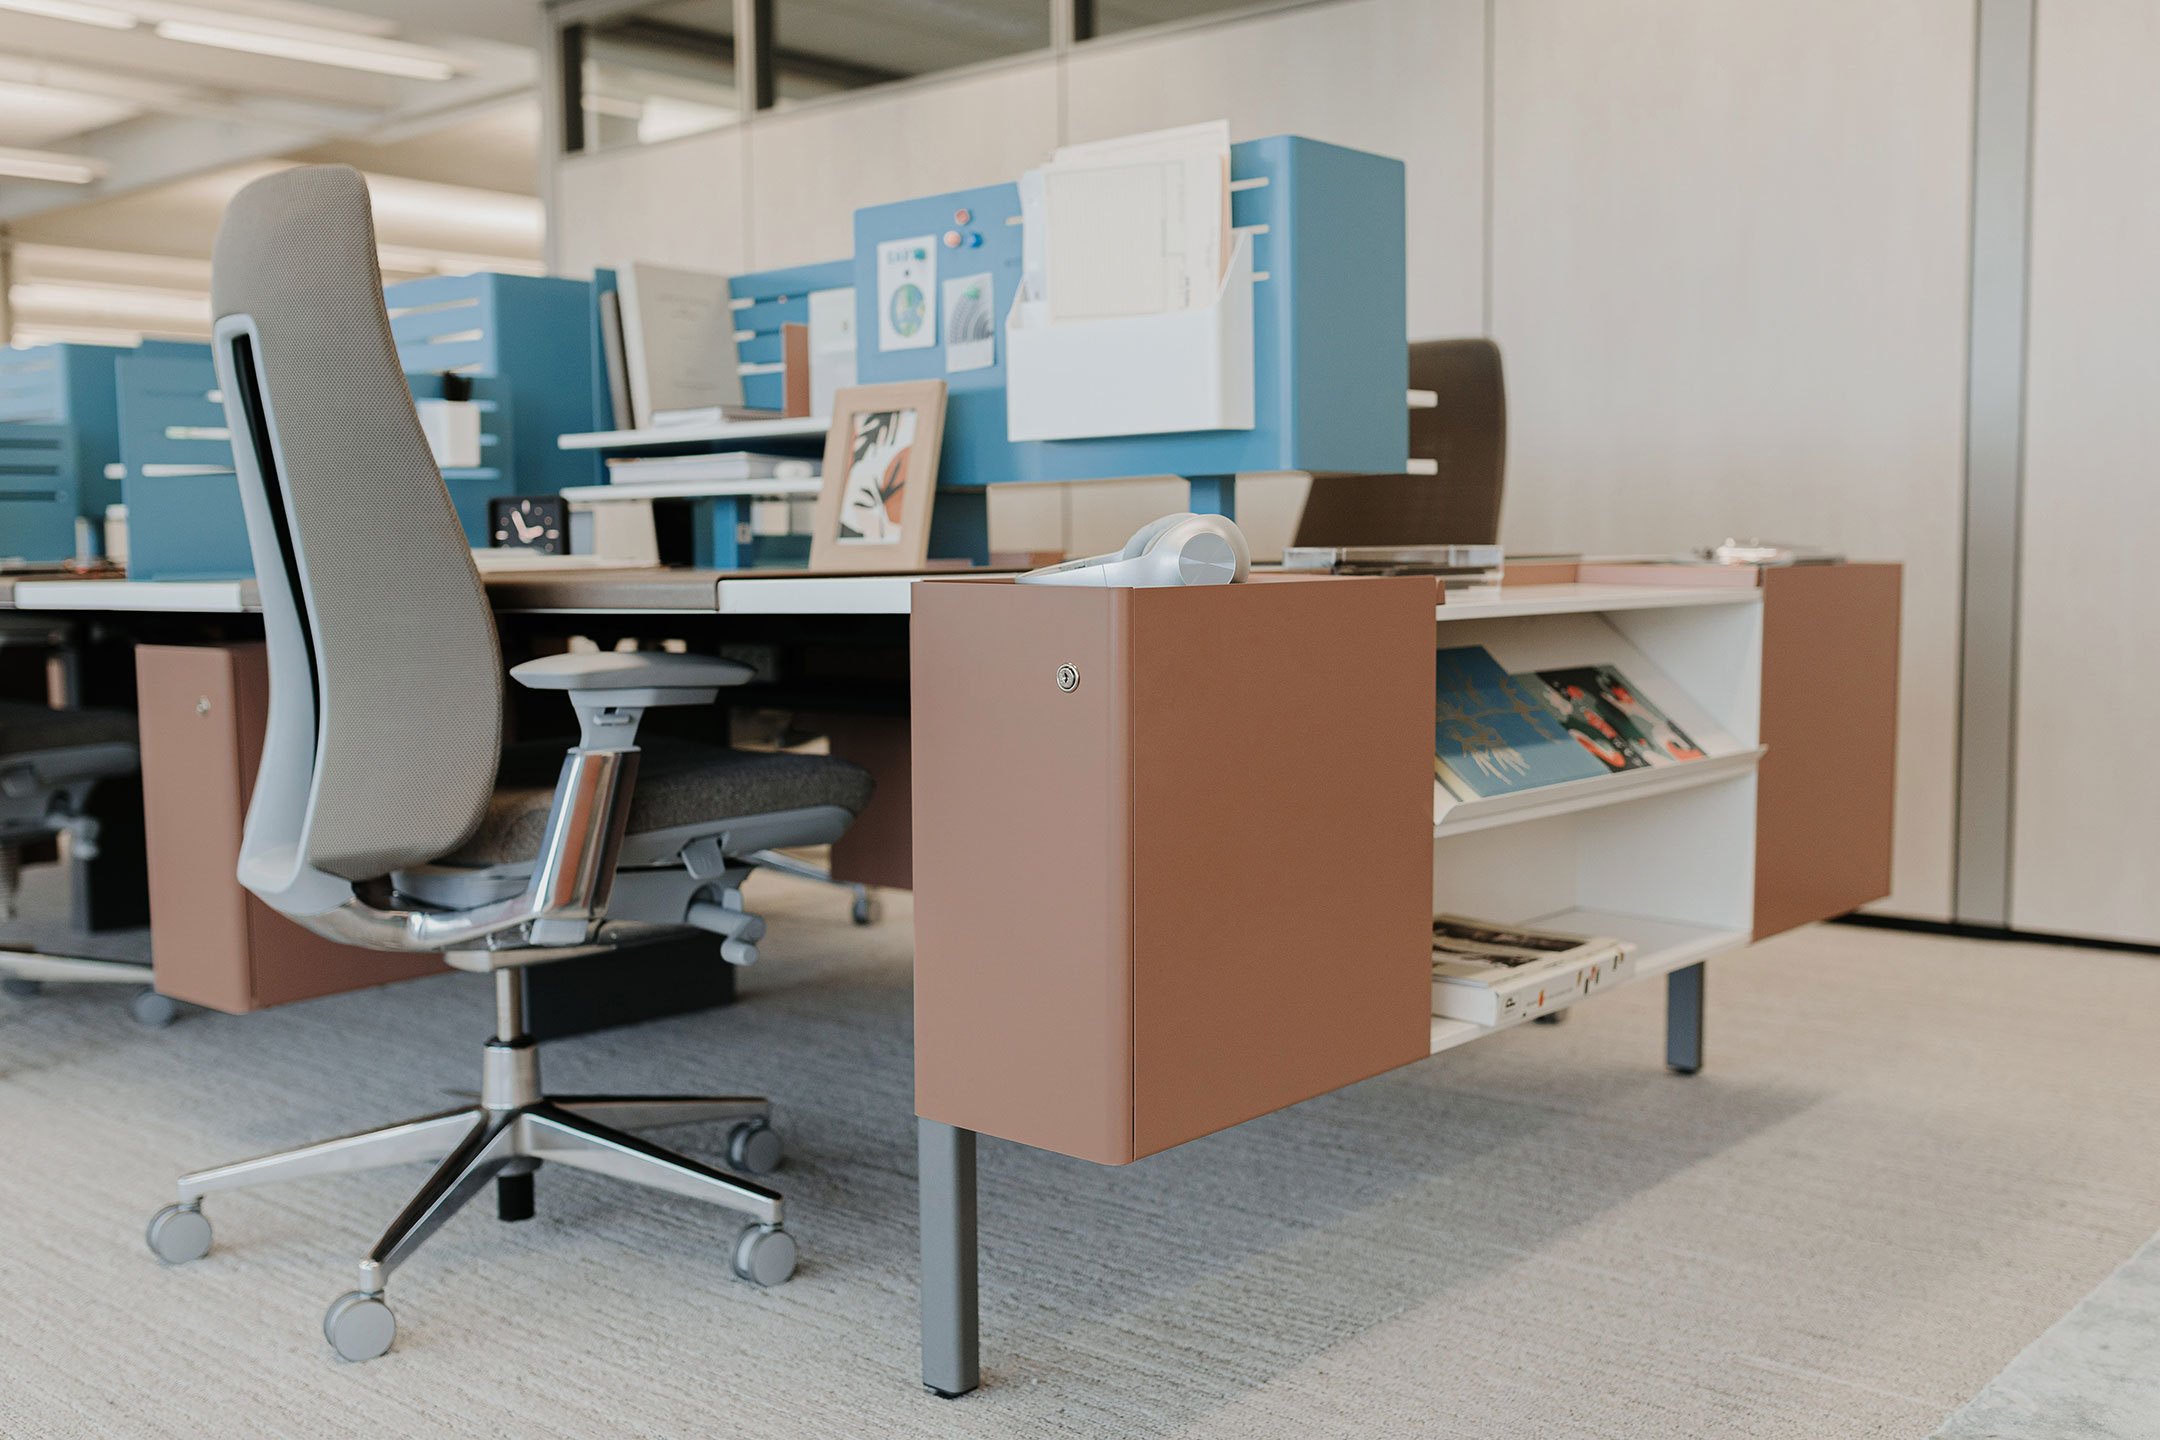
136,644,444,1011
136,643,739,1032
913,574,1436,1165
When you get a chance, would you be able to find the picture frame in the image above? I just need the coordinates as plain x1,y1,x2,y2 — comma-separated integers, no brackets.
809,380,949,573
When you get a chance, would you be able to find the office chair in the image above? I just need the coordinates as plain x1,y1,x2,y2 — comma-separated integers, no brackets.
143,165,874,1362
0,695,170,1023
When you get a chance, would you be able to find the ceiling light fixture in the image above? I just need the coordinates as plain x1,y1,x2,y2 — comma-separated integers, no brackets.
0,144,107,184
151,19,460,81
0,0,135,29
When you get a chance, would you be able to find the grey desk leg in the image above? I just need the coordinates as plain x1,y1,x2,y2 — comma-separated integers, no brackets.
1666,962,1705,1074
919,1118,979,1398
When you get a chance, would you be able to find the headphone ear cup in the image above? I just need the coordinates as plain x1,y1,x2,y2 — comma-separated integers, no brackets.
1203,514,1251,579
1121,512,1198,560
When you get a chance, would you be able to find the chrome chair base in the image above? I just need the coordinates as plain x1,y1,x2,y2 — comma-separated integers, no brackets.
147,972,794,1361
2,951,179,1027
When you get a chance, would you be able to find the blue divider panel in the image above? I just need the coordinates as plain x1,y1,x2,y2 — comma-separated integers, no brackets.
851,136,1408,489
732,259,852,415
0,344,125,562
387,272,602,541
116,342,254,580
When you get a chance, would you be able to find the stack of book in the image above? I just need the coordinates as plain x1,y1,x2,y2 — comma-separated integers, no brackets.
605,453,818,486
1433,645,1707,801
1431,914,1635,1025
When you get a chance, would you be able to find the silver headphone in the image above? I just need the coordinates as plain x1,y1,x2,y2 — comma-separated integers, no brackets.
1014,512,1252,588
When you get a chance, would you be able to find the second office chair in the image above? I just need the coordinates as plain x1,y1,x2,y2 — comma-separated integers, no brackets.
144,165,874,1361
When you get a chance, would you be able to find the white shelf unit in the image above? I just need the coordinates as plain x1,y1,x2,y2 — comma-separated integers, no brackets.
555,416,828,451
1428,589,1764,1056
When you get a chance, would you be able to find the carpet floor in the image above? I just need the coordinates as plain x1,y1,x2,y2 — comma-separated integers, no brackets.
4,879,2158,1439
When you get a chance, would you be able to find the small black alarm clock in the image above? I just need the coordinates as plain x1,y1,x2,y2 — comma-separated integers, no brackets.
489,495,566,554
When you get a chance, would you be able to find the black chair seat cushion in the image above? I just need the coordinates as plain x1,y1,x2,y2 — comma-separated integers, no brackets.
448,736,874,867
0,701,137,757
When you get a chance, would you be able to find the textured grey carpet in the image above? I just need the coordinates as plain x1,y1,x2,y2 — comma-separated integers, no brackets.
4,878,2159,1439
1933,1229,2160,1440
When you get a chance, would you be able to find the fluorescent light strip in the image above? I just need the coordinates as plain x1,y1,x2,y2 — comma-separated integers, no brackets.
152,20,457,81
0,0,134,28
0,146,107,184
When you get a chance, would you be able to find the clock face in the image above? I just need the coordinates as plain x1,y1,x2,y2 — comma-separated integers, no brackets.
490,496,565,555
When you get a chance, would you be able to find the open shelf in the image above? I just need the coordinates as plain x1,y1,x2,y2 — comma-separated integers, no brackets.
1434,746,1765,837
557,416,828,451
1435,582,1762,623
1428,906,1747,1055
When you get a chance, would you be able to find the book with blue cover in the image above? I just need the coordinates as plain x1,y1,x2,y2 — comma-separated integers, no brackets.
1434,646,1610,798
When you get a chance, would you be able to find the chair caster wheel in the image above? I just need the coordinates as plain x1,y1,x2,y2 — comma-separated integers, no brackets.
851,892,878,926
324,1291,397,1362
3,976,42,998
130,988,179,1028
733,1224,797,1286
145,1203,212,1264
727,1118,783,1175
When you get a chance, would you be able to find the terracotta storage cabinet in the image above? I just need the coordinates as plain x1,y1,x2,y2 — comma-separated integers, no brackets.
137,643,443,1011
912,576,1435,1164
1753,563,1901,939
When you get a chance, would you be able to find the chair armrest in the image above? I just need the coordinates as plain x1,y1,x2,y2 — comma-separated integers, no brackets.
512,652,753,751
510,652,752,691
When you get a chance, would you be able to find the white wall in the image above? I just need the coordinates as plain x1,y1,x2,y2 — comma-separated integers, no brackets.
554,126,749,278
2009,0,2160,941
548,0,1979,920
1488,0,1977,919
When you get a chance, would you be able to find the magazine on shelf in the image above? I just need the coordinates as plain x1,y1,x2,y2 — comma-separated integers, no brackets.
1434,646,1609,800
1535,664,1706,772
1431,914,1637,1027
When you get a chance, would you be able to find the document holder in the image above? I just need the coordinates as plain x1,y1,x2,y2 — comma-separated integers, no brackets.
1003,230,1256,442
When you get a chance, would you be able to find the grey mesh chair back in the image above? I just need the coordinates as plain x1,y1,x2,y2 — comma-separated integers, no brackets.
210,165,503,909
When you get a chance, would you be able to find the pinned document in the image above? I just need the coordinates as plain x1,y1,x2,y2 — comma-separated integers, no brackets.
876,236,936,352
942,273,995,372
807,287,857,417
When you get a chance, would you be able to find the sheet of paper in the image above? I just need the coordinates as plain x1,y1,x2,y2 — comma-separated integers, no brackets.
1017,166,1048,302
875,236,936,352
806,286,857,418
941,272,995,372
1037,121,1231,324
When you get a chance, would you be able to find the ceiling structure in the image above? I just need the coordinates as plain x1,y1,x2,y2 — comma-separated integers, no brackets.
0,0,547,345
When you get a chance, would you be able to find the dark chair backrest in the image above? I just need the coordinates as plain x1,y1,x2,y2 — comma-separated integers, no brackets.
1294,338,1507,547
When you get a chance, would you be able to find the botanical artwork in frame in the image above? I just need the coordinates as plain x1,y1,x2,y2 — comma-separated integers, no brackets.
808,380,949,573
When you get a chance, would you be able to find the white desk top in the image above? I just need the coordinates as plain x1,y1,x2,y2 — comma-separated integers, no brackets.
3,573,1766,621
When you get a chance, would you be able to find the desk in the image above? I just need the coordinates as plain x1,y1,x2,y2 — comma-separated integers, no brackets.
0,568,924,617
0,562,1901,1394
